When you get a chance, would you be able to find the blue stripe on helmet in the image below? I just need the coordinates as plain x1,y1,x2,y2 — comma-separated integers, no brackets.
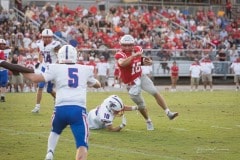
112,97,123,109
66,46,68,60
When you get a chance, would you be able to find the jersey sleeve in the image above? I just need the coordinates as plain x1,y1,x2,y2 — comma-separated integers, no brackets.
114,51,125,60
133,46,143,53
42,64,55,82
52,40,61,48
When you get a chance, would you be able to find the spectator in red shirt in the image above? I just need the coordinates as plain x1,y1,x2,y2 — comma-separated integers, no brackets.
77,56,85,65
170,61,179,92
226,0,232,19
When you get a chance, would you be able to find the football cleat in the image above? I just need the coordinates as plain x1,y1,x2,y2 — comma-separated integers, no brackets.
45,150,54,160
167,111,178,120
0,96,5,102
146,121,154,131
31,106,40,113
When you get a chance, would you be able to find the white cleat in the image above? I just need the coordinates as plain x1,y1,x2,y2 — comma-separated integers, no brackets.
167,111,178,120
45,150,54,160
31,106,40,113
146,121,154,131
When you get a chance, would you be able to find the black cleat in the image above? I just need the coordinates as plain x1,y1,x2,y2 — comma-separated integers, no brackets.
1,96,5,102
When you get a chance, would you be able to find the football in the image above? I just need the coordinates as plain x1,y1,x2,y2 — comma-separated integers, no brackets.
142,57,152,65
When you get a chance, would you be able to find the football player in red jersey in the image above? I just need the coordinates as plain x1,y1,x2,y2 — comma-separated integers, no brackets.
114,35,178,130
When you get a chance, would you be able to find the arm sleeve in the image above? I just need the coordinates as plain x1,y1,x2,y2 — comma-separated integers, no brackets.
0,61,34,73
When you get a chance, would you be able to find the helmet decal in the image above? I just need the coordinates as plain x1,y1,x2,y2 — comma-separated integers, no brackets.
112,96,123,110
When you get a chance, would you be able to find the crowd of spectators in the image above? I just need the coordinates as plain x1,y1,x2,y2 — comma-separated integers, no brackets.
0,1,240,63
0,1,239,93
0,2,240,60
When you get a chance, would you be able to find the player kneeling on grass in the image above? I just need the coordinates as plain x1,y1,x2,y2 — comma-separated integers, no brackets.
88,95,138,132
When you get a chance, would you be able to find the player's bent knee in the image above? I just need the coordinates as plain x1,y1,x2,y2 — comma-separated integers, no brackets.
138,105,145,110
130,95,145,109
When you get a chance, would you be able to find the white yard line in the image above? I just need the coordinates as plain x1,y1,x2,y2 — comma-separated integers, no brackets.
196,147,230,154
211,125,232,130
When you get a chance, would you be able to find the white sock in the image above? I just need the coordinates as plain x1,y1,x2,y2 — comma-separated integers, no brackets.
146,118,152,122
165,108,170,114
131,106,138,110
36,104,40,108
47,132,60,153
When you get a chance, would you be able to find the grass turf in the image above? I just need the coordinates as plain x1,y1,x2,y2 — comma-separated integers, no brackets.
0,90,239,160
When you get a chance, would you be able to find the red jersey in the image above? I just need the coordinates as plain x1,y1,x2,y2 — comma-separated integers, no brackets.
86,61,96,67
114,46,142,84
77,61,85,65
0,50,4,60
171,65,179,77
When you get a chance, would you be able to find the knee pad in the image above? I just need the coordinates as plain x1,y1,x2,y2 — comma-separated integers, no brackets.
38,82,45,88
130,94,145,109
137,104,145,110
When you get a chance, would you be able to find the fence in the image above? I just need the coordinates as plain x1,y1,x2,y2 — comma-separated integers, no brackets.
77,48,236,78
152,60,232,77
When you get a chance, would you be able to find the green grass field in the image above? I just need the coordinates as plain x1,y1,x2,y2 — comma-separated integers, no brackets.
0,90,239,160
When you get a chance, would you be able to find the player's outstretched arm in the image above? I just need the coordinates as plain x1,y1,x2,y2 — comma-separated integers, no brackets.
124,105,138,111
105,115,127,132
22,73,45,83
118,51,142,67
106,125,123,132
0,60,34,73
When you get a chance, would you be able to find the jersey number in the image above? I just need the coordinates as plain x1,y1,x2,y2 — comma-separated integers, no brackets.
45,53,52,63
131,62,141,75
68,68,78,88
104,113,110,119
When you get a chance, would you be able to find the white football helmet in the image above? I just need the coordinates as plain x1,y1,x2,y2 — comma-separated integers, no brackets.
105,95,124,116
41,29,53,37
0,39,6,44
58,45,77,63
119,35,135,45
